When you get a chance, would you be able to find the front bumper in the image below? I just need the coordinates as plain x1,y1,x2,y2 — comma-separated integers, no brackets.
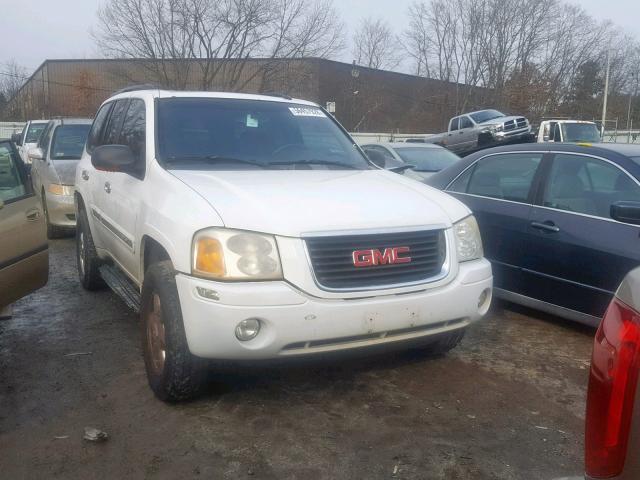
175,259,493,360
45,192,76,227
494,128,531,142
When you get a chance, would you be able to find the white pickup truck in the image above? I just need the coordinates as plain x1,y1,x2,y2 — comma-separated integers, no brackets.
74,88,493,401
535,120,601,143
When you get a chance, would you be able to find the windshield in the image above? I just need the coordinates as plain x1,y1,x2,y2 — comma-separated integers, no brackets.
394,147,460,172
51,124,91,160
157,98,370,170
25,123,48,143
469,110,505,123
561,123,601,143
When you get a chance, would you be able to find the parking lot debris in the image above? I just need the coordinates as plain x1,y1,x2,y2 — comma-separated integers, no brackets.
54,436,69,440
83,427,108,442
65,352,93,357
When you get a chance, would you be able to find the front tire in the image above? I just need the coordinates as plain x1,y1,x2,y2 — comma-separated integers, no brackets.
42,191,66,239
76,207,104,290
141,261,208,402
422,328,466,356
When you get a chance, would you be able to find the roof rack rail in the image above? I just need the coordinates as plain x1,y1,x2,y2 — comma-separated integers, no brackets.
112,84,159,95
261,92,293,100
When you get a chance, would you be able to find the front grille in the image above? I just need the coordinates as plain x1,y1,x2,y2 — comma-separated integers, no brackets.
504,120,516,131
305,229,446,290
503,118,528,132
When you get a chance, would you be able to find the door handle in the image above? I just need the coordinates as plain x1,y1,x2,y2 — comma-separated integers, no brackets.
81,170,89,181
531,221,560,233
104,182,111,194
26,209,40,221
459,131,464,134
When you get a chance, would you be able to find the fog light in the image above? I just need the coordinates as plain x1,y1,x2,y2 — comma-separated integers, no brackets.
235,318,261,341
478,288,491,311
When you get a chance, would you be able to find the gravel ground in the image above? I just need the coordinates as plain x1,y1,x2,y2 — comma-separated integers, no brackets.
0,238,594,479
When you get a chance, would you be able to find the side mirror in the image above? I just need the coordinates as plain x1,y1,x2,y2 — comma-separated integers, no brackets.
92,145,137,173
542,135,550,142
611,201,640,225
11,133,21,145
365,150,386,168
28,147,44,161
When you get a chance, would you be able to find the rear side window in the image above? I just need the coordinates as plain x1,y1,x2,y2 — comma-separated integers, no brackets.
449,153,543,203
87,102,113,152
120,99,146,166
544,154,640,218
103,99,129,145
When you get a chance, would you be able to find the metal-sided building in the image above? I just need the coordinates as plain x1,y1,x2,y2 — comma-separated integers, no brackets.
6,57,490,133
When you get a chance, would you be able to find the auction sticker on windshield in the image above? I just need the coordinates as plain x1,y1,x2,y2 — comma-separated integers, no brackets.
289,106,326,117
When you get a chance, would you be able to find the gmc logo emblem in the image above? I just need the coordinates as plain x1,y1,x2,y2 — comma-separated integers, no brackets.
352,247,412,267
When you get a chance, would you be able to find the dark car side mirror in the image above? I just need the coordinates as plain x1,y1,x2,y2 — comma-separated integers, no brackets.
365,150,386,168
11,133,21,145
611,201,640,225
92,145,137,173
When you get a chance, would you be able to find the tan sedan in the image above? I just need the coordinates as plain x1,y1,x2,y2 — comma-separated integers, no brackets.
0,140,48,312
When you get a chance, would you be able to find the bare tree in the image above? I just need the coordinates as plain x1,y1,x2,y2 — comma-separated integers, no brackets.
0,59,29,119
93,0,345,92
352,17,400,70
403,0,640,121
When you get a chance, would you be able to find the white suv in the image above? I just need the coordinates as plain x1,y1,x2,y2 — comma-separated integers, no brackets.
74,88,493,402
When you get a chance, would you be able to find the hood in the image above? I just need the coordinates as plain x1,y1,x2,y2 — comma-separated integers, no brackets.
51,159,80,186
477,115,525,127
170,169,469,237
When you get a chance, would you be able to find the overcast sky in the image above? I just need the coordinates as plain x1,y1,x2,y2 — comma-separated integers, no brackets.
1,0,639,74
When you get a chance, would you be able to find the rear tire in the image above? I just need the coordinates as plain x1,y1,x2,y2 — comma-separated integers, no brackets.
141,261,208,402
76,206,105,290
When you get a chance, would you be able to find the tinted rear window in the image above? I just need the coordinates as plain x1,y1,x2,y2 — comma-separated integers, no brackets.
395,147,460,172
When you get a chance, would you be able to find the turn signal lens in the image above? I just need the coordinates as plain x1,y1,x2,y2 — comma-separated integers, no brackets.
585,298,640,478
194,237,225,278
48,184,72,196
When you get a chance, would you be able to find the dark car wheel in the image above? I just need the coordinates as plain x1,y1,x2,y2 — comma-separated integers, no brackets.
141,260,208,402
76,207,104,290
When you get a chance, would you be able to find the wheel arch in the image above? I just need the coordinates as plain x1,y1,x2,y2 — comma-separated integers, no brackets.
140,235,174,283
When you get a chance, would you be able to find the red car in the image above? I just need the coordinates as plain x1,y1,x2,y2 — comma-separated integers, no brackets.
585,266,640,479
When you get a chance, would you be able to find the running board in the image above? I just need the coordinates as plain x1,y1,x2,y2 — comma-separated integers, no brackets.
99,265,141,313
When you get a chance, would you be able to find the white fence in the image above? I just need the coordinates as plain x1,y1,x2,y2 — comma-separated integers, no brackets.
0,122,25,139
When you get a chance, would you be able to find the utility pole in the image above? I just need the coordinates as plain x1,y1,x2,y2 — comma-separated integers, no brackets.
627,72,638,144
601,49,611,140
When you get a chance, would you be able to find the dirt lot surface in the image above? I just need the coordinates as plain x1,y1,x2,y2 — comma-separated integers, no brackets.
0,238,594,480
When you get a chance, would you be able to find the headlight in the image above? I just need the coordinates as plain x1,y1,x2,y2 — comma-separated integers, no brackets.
489,124,503,133
192,228,283,281
453,215,483,262
48,184,73,196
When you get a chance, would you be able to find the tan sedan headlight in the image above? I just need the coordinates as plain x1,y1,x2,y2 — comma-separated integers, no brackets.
192,228,283,281
453,215,483,262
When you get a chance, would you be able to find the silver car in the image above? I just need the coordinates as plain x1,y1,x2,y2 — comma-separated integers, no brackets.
28,118,92,238
585,266,640,479
361,142,461,180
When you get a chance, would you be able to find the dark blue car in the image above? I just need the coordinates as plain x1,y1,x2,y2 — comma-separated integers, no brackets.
426,143,640,326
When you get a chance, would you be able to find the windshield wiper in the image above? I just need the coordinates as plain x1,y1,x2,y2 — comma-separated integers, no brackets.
269,159,359,169
389,164,416,173
165,155,269,169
